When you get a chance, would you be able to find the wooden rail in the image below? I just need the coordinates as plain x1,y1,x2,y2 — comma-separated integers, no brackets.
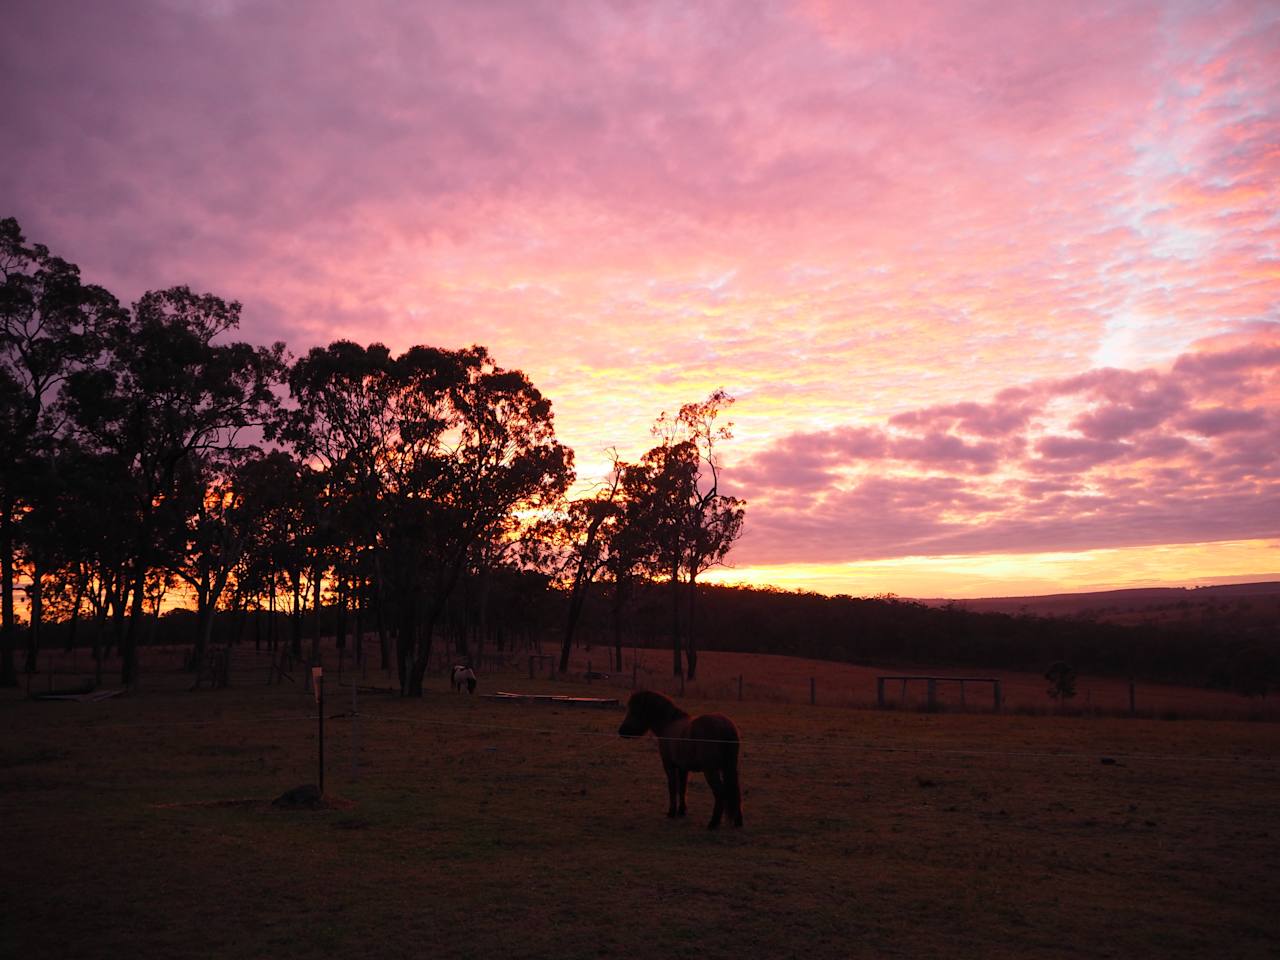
877,675,1002,712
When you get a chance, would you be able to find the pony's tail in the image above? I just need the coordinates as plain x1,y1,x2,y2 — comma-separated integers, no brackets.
724,739,743,825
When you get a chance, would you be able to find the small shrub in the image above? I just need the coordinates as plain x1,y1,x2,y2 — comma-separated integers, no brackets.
1045,661,1078,703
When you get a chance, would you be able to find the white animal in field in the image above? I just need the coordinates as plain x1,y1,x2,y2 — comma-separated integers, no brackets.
451,665,477,693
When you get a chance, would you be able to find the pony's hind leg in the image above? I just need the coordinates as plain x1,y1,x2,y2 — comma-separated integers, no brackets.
665,764,680,818
704,769,725,829
725,764,743,827
677,769,689,816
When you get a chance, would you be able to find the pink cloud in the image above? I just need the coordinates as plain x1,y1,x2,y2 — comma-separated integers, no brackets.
731,326,1280,564
889,401,1034,438
1178,407,1269,436
2,1,1278,587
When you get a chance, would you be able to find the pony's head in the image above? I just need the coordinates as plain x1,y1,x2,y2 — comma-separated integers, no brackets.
618,690,682,737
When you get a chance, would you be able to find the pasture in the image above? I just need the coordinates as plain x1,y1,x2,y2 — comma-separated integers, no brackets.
2,654,1278,960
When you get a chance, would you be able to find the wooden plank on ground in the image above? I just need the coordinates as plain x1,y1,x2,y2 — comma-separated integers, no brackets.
486,691,620,708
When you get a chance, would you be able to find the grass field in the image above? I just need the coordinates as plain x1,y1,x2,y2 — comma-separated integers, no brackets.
3,650,1279,960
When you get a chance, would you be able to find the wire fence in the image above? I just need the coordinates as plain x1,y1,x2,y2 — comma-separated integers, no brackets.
20,631,1280,723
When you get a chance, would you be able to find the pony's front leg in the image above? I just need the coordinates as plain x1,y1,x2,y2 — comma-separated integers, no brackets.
664,763,680,818
677,769,689,816
704,769,725,829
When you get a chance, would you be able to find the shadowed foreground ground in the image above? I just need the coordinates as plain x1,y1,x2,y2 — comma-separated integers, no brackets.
2,674,1277,959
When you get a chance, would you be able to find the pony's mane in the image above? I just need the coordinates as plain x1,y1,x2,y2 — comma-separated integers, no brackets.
629,690,689,723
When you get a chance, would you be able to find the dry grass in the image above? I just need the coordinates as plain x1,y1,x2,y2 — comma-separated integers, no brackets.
3,644,1279,960
576,646,1280,721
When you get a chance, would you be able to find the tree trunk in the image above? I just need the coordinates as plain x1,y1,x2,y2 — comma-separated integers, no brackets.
354,574,364,665
66,568,87,653
92,577,107,681
109,576,127,661
195,595,217,671
397,597,416,696
192,575,212,671
267,577,277,652
476,563,489,663
120,505,155,688
558,573,592,673
335,573,347,651
670,559,682,677
122,556,147,689
373,555,390,670
24,555,42,675
290,568,303,658
105,568,126,659
0,497,17,687
409,606,441,698
612,576,629,673
310,565,323,662
685,575,698,681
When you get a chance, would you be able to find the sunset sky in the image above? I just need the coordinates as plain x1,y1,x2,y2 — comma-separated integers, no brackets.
3,0,1278,598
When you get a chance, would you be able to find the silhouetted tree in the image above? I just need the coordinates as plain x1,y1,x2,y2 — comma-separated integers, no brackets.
230,450,312,655
1044,661,1079,705
286,343,571,695
0,218,118,686
278,341,397,667
65,287,284,685
633,390,745,679
552,456,624,672
168,449,273,668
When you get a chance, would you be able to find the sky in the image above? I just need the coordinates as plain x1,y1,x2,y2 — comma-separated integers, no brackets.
3,0,1278,598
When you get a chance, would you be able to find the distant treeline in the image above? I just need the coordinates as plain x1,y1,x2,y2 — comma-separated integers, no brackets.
567,582,1279,697
33,579,1279,698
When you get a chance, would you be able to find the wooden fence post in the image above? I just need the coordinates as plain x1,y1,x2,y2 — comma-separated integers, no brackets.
351,679,359,781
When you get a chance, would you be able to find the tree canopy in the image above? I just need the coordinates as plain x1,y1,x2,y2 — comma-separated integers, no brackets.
0,217,746,694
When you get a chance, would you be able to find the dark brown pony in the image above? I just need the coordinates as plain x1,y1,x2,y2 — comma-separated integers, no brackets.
618,690,743,829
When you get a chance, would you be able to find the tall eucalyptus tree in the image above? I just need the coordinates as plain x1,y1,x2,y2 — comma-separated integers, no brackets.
65,287,284,685
0,218,119,685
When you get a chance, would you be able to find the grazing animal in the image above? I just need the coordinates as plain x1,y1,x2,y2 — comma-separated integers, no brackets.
618,690,743,829
451,665,477,693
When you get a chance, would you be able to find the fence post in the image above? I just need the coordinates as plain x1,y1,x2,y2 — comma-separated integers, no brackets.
312,667,325,795
351,678,359,781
